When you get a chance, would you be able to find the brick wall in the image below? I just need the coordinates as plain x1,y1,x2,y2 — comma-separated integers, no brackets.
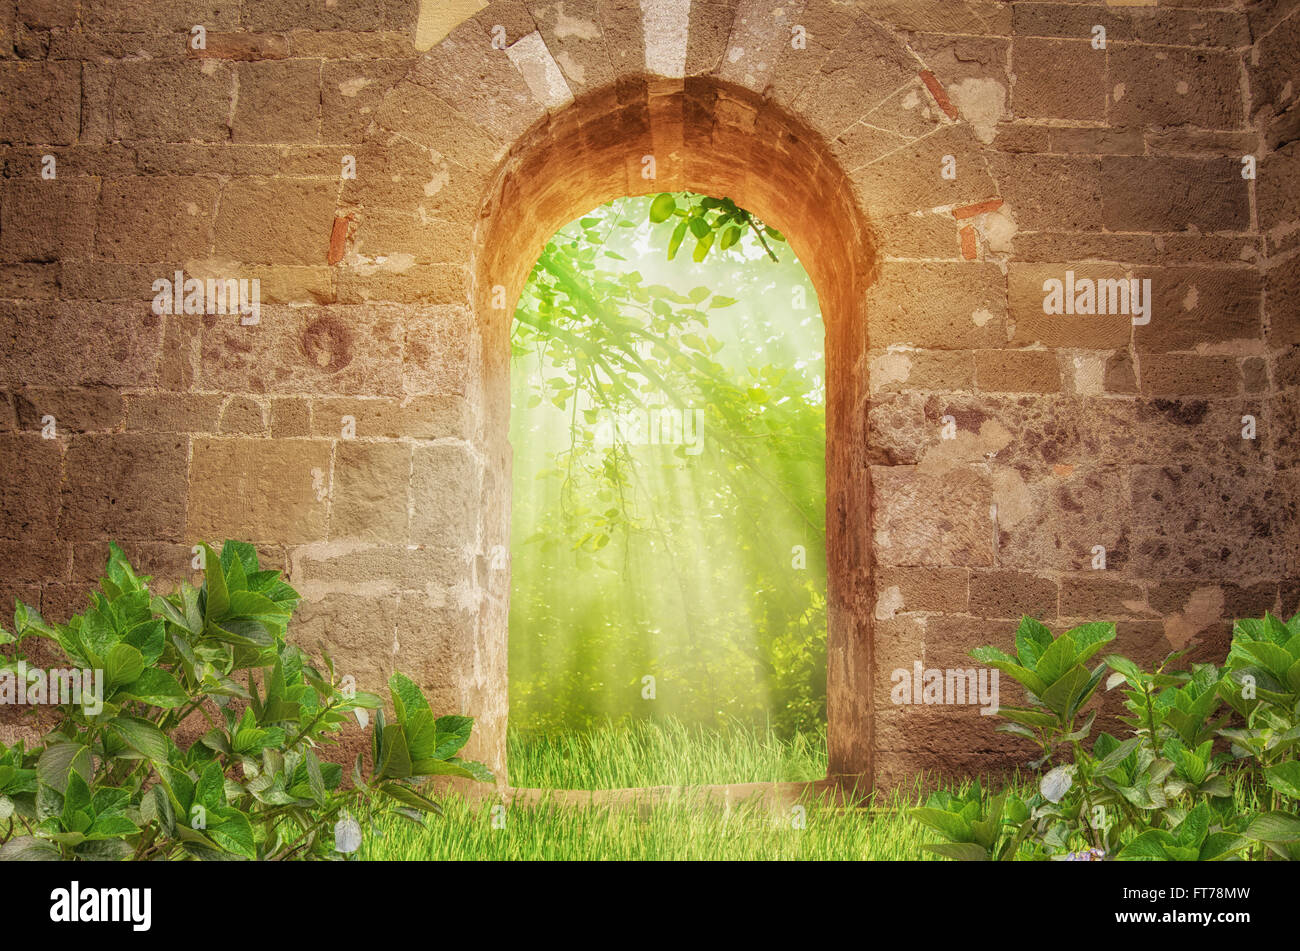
0,0,1295,789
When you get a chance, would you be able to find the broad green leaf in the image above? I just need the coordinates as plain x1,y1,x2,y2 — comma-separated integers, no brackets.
201,542,228,620
1040,664,1091,718
648,193,676,223
1034,634,1077,687
1199,832,1245,861
1095,736,1141,775
994,706,1058,729
1067,622,1117,664
389,672,431,724
104,643,144,688
36,743,91,796
1118,829,1174,860
433,715,474,759
379,782,444,816
1247,811,1300,843
226,590,289,620
1015,616,1054,670
108,716,171,763
1237,638,1295,679
692,231,715,262
377,724,412,781
118,668,187,708
207,811,256,859
0,836,61,861
667,220,688,260
910,807,973,843
1265,761,1300,800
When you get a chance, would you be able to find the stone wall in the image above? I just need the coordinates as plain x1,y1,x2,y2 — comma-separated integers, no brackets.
0,0,1296,789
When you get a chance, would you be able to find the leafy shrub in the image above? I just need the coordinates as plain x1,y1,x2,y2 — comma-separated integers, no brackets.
913,613,1300,861
0,541,491,860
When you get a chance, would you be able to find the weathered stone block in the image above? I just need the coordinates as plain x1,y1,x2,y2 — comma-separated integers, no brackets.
233,61,321,143
1008,263,1134,349
872,465,993,567
218,395,268,434
791,12,918,139
0,62,79,145
408,21,545,142
100,62,234,143
321,61,409,143
1059,575,1147,619
866,262,1006,350
0,179,96,261
996,465,1131,572
1110,44,1245,130
242,0,418,31
411,443,478,548
331,440,411,542
987,154,1102,232
96,177,221,262
269,397,312,437
0,433,61,540
199,305,405,396
873,565,970,616
850,124,998,220
125,394,223,433
526,0,613,94
1129,464,1287,578
1140,354,1240,396
869,349,975,394
1132,266,1261,352
1011,37,1106,120
969,569,1057,620
291,542,467,593
0,302,164,388
60,434,189,542
15,387,124,434
212,177,336,265
975,349,1061,393
187,437,331,544
1102,156,1248,232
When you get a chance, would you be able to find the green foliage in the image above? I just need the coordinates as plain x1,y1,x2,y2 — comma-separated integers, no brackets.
646,192,786,264
0,542,490,861
507,717,827,790
510,194,825,737
914,611,1300,861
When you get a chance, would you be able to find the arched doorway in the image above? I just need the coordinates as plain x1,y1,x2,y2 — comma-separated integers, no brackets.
472,78,877,784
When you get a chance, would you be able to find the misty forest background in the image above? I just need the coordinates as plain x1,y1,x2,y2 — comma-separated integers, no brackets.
508,192,828,763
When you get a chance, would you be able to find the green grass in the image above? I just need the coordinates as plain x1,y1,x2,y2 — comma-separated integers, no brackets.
505,717,829,789
362,783,939,861
363,718,943,860
359,719,1295,860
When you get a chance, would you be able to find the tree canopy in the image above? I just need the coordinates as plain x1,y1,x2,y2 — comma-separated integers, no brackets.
509,193,827,737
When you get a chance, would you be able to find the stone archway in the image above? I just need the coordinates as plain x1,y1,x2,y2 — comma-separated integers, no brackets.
365,4,1015,785
474,77,877,783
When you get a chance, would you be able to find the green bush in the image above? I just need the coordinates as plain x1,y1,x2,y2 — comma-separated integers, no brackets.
913,612,1300,861
0,541,490,861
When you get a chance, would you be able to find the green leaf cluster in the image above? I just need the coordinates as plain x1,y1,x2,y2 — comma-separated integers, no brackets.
913,611,1300,861
0,542,492,861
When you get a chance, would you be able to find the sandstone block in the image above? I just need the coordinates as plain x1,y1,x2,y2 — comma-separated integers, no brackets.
0,433,61,540
1011,38,1106,120
331,440,411,542
60,433,189,542
411,443,478,548
187,437,331,544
